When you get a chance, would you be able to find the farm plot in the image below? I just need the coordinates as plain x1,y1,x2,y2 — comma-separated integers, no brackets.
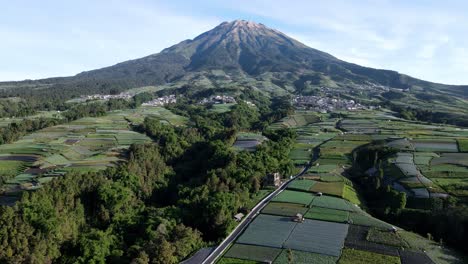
414,153,437,167
458,139,468,152
217,258,260,264
387,138,414,151
423,164,468,178
412,139,458,152
0,109,155,192
311,195,355,211
431,153,468,167
305,206,349,223
319,140,370,159
209,103,236,113
272,190,315,206
308,164,341,174
274,250,338,264
0,160,30,176
287,179,316,192
338,248,401,264
283,219,349,256
261,202,308,217
367,227,407,247
399,250,435,264
237,214,296,248
348,212,393,229
224,243,281,263
310,181,345,197
399,230,466,264
344,225,399,256
233,132,265,151
430,178,468,197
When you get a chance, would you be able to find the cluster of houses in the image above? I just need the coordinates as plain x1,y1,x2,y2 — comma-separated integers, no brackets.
293,96,370,113
81,92,132,101
199,95,236,105
142,95,177,106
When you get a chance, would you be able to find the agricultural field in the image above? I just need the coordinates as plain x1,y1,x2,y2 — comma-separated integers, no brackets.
233,132,266,151
224,244,281,263
0,107,183,199
283,219,349,256
236,214,297,248
286,178,316,191
458,139,468,152
0,110,63,128
305,206,349,223
338,248,401,264
219,109,465,264
272,190,315,206
209,103,236,113
274,250,338,264
262,202,308,217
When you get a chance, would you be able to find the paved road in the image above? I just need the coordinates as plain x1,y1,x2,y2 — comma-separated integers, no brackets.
201,150,318,264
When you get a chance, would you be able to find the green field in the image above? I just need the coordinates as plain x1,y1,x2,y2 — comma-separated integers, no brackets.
287,179,317,192
338,248,401,264
348,212,393,229
0,108,163,191
458,139,468,152
224,244,281,263
237,214,297,248
366,228,407,247
310,181,344,197
274,250,338,264
311,195,354,211
305,206,349,223
262,202,308,217
217,258,260,264
272,190,315,206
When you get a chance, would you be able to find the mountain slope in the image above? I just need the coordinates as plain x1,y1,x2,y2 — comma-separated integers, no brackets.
1,20,467,101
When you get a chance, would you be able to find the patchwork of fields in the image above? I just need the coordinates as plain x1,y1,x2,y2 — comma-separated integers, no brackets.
0,107,186,204
218,110,465,264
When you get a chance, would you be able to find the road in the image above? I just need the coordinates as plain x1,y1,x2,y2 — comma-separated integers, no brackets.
201,148,319,264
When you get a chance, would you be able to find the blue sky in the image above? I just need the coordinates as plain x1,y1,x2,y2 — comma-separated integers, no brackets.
2,0,468,84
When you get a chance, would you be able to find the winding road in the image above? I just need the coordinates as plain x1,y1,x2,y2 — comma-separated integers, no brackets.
201,148,320,264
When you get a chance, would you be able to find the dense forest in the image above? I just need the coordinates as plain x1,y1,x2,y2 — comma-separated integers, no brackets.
0,96,296,263
350,142,468,253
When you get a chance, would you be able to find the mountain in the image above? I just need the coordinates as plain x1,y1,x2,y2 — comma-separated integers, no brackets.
1,20,467,112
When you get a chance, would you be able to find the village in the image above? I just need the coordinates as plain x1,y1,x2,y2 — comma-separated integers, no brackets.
292,95,373,112
141,94,177,106
80,92,133,101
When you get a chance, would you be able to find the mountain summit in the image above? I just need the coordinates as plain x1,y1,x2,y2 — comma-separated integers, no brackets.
3,20,468,103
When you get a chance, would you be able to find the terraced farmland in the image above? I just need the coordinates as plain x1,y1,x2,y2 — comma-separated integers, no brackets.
0,107,186,203
218,109,464,264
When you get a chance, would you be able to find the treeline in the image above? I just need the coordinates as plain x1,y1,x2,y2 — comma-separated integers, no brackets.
0,98,141,146
0,99,296,263
0,118,62,145
350,142,468,253
0,99,36,118
388,103,468,127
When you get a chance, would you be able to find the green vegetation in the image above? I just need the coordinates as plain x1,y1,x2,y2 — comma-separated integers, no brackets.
262,202,308,217
224,244,281,263
274,250,338,264
287,179,316,191
366,228,407,247
338,248,401,264
305,206,349,223
237,214,297,248
311,195,354,211
0,97,297,263
458,139,468,152
218,258,260,264
272,190,315,206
